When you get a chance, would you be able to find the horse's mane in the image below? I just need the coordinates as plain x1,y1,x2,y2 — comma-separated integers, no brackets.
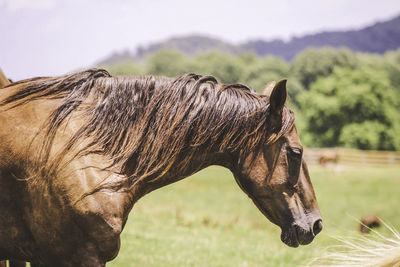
0,68,294,187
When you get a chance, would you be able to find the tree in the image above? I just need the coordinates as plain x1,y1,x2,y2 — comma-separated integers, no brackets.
300,66,400,150
384,48,400,89
291,47,358,89
191,51,243,84
241,55,288,92
146,50,192,77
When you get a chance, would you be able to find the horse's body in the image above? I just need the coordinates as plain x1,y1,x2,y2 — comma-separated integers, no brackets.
0,69,322,266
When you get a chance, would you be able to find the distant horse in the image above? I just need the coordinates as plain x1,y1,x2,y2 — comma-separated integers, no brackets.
319,150,339,166
0,69,322,266
359,215,381,234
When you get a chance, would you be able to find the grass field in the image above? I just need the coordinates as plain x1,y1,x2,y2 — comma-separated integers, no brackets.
108,165,400,267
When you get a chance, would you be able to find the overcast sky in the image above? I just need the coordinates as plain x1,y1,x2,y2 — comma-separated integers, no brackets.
1,0,400,80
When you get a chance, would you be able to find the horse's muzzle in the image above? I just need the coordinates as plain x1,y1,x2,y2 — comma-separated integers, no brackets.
281,218,323,247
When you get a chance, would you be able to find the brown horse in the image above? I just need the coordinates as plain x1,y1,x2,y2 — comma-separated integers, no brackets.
0,69,322,266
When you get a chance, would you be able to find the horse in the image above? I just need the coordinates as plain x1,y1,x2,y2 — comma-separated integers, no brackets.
319,150,339,166
0,69,322,266
359,215,381,234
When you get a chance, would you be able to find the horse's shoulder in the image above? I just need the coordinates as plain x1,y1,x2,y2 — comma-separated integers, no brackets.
60,160,131,232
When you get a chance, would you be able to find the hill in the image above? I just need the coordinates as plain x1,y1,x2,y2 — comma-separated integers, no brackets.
98,14,400,65
242,14,400,60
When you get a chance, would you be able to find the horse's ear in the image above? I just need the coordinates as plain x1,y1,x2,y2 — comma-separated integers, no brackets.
269,79,287,113
262,81,276,96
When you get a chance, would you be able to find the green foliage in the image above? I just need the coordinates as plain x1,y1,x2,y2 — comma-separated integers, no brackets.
300,66,400,150
146,50,191,77
191,51,244,84
241,55,289,92
236,52,258,65
291,47,358,89
102,61,143,75
384,48,400,89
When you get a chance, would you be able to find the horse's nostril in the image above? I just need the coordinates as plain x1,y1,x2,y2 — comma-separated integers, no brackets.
313,219,323,236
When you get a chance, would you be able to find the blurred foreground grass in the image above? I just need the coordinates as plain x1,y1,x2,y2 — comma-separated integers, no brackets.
108,165,400,267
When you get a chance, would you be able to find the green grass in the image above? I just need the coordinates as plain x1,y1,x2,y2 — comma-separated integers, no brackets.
108,166,400,267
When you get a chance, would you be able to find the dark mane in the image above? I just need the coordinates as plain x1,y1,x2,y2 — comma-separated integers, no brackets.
0,68,294,186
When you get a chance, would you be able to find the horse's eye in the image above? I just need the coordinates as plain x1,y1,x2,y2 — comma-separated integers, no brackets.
287,146,303,186
288,147,303,157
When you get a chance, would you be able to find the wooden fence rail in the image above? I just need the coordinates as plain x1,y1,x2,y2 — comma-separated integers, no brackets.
303,148,400,166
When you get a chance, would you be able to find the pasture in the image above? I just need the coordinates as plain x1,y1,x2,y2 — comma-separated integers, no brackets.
108,165,400,266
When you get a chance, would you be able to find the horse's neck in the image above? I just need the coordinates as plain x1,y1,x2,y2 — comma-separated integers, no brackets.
61,149,232,203
63,150,233,223
129,151,233,203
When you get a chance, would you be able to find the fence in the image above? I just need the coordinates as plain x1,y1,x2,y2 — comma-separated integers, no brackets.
303,148,400,166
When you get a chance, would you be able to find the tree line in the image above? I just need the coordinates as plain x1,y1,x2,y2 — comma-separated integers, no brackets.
100,47,400,151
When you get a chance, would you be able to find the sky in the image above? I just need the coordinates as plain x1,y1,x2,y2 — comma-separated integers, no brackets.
1,0,400,80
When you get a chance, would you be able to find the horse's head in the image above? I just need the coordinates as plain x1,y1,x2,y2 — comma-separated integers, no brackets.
232,80,322,247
